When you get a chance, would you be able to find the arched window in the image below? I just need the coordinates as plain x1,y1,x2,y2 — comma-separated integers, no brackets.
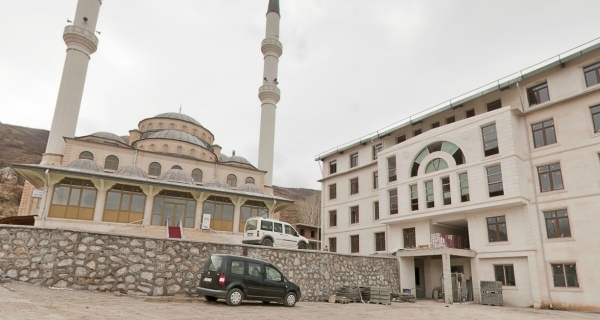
148,123,153,130
172,165,182,170
192,129,198,136
138,145,145,150
201,153,206,160
141,125,146,131
182,125,187,133
162,144,169,153
227,174,237,187
103,184,145,224
49,178,96,220
425,158,449,173
190,149,196,158
149,162,161,176
239,200,267,232
410,141,465,177
192,169,203,183
158,123,164,129
209,156,213,161
245,177,255,184
202,133,206,140
79,151,94,160
169,123,175,129
150,144,156,152
104,155,119,170
203,196,234,231
176,146,182,155
151,190,196,228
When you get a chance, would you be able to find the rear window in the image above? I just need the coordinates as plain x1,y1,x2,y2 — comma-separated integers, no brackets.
261,220,273,231
204,255,223,272
245,220,258,231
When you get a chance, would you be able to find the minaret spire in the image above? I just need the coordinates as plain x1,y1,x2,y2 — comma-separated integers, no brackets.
257,0,282,195
43,0,101,165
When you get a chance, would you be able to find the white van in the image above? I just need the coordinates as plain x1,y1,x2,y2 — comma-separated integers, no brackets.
242,217,309,249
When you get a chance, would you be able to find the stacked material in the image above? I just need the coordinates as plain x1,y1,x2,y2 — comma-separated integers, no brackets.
480,281,503,306
366,287,391,304
334,286,365,302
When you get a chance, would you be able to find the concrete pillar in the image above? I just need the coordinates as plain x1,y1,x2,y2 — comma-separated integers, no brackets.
424,257,433,298
233,197,246,234
399,257,416,295
442,253,453,304
470,257,481,303
142,186,159,226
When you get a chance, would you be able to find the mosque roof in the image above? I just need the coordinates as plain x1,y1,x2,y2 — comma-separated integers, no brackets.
153,112,202,127
224,155,252,166
66,159,104,173
89,132,126,144
114,165,148,179
158,168,195,185
204,179,231,190
238,183,263,194
146,130,208,148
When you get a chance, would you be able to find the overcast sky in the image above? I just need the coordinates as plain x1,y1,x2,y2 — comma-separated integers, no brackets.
2,0,600,190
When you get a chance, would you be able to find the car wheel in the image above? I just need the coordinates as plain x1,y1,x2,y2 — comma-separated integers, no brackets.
262,238,273,247
205,295,218,302
284,292,297,307
297,242,307,250
226,288,243,306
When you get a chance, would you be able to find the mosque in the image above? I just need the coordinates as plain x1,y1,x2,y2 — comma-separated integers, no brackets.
14,0,291,242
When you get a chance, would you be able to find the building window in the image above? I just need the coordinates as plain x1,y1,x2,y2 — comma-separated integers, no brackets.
487,216,508,242
388,156,397,182
79,151,94,160
403,228,416,248
494,265,516,286
162,144,169,153
202,195,234,231
459,172,470,202
431,121,440,128
411,141,465,177
590,105,600,133
151,190,196,228
239,200,268,232
226,174,237,188
192,129,197,136
466,109,475,118
148,123,153,130
544,209,571,238
584,61,600,87
329,160,337,174
389,189,398,214
149,144,156,152
350,153,358,168
103,184,146,224
487,99,501,111
414,129,422,136
350,235,360,253
396,135,406,144
181,125,187,133
527,83,550,106
487,165,504,197
552,264,579,287
329,184,337,200
482,123,499,156
532,119,556,148
373,171,379,189
410,184,418,211
350,206,359,224
425,158,448,173
350,178,359,195
374,201,380,220
373,143,383,160
329,238,337,252
158,123,163,129
442,177,451,205
446,116,456,124
245,177,255,184
190,149,196,158
299,229,305,236
176,146,183,155
425,180,434,208
375,232,386,251
172,165,182,170
329,210,337,227
310,230,315,238
192,169,203,183
104,155,119,171
538,163,563,192
49,178,97,220
169,123,175,129
148,162,161,176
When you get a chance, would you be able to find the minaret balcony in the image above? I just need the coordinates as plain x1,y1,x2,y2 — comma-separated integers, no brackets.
259,85,281,103
63,25,99,54
261,38,283,57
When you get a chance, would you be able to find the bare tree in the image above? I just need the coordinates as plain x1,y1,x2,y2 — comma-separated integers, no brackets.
296,194,321,226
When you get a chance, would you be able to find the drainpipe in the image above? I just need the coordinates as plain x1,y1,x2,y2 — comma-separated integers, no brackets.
516,81,554,309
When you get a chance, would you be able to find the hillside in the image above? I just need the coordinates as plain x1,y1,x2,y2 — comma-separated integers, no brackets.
0,123,320,223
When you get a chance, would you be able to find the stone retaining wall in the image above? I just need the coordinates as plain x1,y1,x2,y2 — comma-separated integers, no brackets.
0,226,399,301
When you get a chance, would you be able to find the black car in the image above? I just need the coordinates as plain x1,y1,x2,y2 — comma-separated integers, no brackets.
197,254,302,307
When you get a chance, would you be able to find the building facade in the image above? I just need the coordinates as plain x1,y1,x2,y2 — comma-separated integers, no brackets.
317,39,600,311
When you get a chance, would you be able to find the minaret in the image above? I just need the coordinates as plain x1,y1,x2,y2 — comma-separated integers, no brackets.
42,0,101,165
257,0,282,195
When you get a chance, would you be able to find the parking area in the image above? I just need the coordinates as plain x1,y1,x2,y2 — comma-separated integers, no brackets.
1,282,598,320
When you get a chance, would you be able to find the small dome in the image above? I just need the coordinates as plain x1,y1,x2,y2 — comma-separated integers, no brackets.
158,169,195,185
114,165,148,179
147,130,208,148
66,159,104,172
90,132,126,144
218,154,230,162
203,179,231,190
225,155,252,165
154,112,202,127
238,183,263,194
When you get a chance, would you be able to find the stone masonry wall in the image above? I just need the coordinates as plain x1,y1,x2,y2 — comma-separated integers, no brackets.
0,226,399,301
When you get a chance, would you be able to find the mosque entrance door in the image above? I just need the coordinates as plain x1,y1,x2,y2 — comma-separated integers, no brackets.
163,202,186,226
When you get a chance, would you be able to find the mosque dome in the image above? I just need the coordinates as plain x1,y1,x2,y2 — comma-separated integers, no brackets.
90,132,126,144
158,169,195,185
114,165,148,179
238,183,263,194
66,159,104,173
147,130,208,148
153,112,202,127
203,179,231,190
218,154,230,162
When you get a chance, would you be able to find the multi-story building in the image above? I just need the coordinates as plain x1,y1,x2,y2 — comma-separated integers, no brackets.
316,38,600,311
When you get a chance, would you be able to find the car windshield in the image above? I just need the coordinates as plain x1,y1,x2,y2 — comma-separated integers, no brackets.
245,220,258,231
204,255,223,272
